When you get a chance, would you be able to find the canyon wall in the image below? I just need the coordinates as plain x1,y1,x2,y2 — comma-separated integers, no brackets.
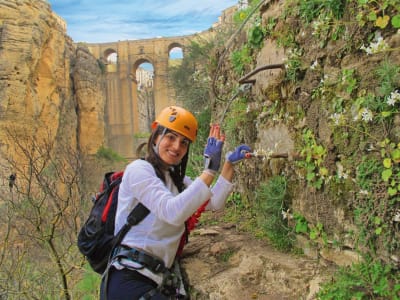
0,0,105,172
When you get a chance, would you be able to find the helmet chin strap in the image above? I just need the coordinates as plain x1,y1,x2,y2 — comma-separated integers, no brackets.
153,127,168,155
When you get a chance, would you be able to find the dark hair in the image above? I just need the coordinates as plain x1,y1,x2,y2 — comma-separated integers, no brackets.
142,126,189,192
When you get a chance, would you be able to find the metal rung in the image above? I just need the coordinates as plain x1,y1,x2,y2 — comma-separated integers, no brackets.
238,63,285,84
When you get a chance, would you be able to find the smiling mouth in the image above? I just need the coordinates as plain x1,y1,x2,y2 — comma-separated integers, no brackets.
167,150,179,158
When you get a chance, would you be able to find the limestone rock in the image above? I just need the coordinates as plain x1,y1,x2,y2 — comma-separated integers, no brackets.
0,0,105,163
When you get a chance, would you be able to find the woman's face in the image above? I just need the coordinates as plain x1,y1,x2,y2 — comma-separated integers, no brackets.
155,130,190,165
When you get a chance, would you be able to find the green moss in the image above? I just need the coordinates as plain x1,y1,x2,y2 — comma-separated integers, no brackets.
96,146,126,162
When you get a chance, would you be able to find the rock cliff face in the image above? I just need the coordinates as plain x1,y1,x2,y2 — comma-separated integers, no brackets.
0,0,105,164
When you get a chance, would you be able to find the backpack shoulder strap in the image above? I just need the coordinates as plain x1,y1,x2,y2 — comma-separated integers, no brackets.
112,204,150,249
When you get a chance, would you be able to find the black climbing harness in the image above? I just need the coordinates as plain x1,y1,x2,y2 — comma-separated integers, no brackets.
103,246,188,300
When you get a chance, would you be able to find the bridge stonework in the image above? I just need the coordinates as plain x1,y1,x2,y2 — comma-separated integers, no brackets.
87,36,193,158
86,5,236,158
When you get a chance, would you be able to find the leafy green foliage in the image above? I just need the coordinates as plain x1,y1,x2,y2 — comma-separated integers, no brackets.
175,1,400,296
293,213,309,234
255,176,294,251
247,17,266,49
392,14,400,28
297,0,346,22
284,47,304,82
169,41,213,112
354,145,400,255
356,0,400,29
356,157,382,190
375,59,400,97
317,258,400,299
340,69,358,96
230,45,253,75
297,129,328,190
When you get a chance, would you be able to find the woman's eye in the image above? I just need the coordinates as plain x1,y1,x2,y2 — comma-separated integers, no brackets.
166,134,176,141
181,139,190,147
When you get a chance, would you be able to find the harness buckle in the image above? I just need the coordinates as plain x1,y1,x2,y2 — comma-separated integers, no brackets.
154,263,164,273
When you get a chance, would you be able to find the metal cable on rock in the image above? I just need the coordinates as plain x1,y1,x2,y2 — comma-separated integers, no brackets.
211,0,269,102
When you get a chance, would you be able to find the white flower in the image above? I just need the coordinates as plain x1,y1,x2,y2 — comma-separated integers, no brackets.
393,210,400,222
336,162,349,179
387,96,397,106
361,108,373,122
330,113,342,125
359,189,369,196
387,90,400,106
310,60,318,70
281,209,292,220
361,31,389,55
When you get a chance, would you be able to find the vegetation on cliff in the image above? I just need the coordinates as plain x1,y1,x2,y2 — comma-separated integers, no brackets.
171,0,400,298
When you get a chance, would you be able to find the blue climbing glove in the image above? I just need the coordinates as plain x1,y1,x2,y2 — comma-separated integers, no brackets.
204,136,224,174
225,144,252,164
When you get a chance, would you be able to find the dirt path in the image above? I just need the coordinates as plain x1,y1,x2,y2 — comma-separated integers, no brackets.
180,223,338,300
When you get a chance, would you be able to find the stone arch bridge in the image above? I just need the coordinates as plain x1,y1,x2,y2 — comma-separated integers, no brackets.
87,35,199,158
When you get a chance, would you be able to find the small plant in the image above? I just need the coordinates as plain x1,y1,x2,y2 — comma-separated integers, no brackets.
247,17,266,49
227,192,245,210
355,147,399,256
378,138,400,197
298,0,346,23
217,248,236,263
309,222,328,245
293,213,309,234
230,45,253,75
375,59,400,97
317,258,400,299
284,47,304,82
356,0,400,29
340,69,358,96
255,176,294,251
96,146,126,162
356,157,382,191
264,17,277,39
297,129,328,190
360,31,389,55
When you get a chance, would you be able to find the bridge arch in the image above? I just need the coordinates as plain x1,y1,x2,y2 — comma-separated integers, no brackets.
103,48,117,60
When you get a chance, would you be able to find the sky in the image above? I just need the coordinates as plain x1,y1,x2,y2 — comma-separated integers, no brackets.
48,0,239,43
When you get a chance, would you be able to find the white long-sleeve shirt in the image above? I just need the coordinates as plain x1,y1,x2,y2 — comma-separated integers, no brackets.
114,159,233,284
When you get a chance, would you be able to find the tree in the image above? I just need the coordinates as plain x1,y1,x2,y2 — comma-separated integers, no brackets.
0,126,84,299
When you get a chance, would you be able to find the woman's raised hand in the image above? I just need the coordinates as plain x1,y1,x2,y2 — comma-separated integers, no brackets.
203,124,225,174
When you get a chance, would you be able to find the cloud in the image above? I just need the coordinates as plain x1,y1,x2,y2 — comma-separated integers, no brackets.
49,0,238,43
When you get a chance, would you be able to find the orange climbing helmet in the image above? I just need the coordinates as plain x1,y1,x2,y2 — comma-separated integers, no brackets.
151,106,198,142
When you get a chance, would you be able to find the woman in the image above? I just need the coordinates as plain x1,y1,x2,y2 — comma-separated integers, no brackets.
101,106,251,299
